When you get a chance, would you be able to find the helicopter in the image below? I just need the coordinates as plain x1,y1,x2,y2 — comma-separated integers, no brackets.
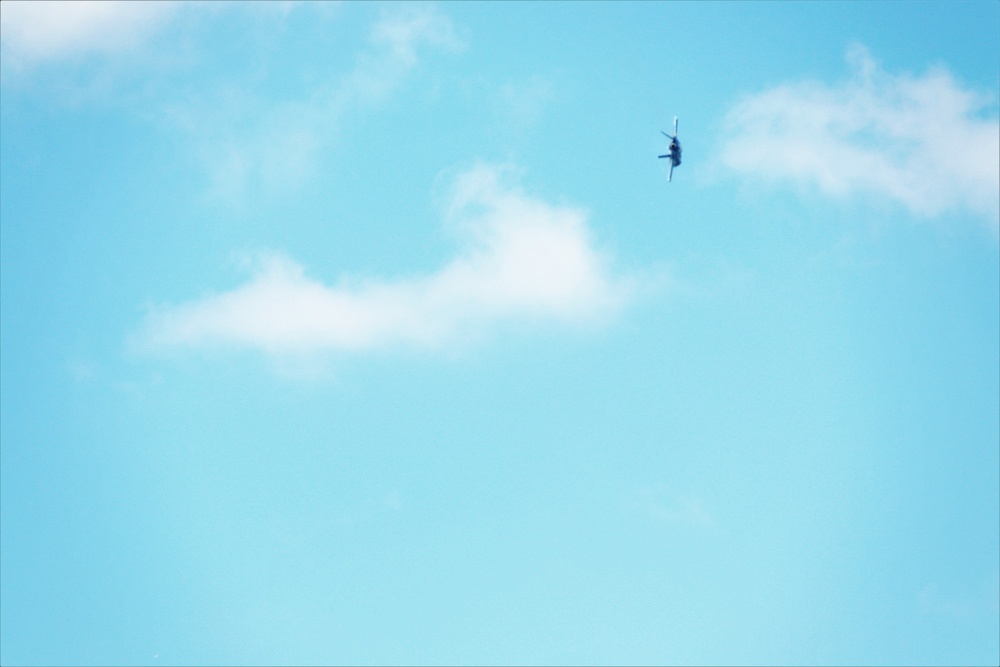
658,116,682,182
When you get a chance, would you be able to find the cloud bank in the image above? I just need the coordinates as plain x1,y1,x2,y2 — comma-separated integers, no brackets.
719,45,1000,223
138,164,633,355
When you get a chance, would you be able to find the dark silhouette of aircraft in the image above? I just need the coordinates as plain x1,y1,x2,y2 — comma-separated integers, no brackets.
659,117,682,182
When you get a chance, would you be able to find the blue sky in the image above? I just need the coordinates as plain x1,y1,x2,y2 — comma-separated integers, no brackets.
1,2,998,665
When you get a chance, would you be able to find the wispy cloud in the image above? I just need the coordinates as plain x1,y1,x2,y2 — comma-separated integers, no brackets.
622,485,716,530
137,163,633,356
719,45,1000,224
918,573,1000,619
0,0,181,68
368,4,464,72
173,4,463,201
496,74,556,130
2,3,463,200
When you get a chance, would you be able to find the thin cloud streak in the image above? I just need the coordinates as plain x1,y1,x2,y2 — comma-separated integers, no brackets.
138,163,634,356
719,45,1000,224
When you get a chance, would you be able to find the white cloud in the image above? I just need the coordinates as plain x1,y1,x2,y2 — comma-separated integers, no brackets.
138,163,633,356
719,45,1000,224
0,0,180,66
